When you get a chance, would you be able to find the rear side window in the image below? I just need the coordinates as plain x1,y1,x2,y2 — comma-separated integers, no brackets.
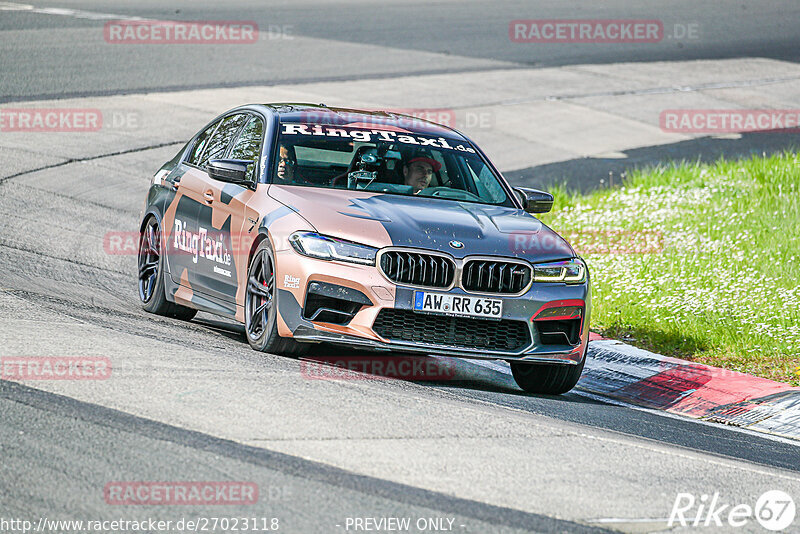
187,121,219,166
229,115,264,181
199,113,247,167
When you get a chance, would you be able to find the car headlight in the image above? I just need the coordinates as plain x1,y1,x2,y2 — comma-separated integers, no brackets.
532,259,586,284
289,231,377,265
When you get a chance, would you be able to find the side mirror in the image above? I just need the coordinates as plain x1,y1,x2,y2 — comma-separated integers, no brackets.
514,187,554,213
207,159,254,185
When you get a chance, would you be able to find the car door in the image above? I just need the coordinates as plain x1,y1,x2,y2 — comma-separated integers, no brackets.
191,113,263,304
168,112,248,298
165,118,219,286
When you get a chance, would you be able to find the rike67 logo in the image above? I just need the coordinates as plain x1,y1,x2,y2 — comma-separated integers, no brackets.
669,490,796,531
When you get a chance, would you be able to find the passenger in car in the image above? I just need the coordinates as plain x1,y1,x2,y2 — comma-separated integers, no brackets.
275,144,307,184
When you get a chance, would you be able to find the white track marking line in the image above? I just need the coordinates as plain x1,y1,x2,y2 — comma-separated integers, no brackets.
586,517,671,523
0,2,149,20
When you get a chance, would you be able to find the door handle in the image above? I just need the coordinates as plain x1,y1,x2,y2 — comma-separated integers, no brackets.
203,190,214,203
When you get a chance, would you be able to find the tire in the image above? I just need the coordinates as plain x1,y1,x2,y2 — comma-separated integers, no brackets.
510,355,585,395
244,239,307,355
138,216,197,321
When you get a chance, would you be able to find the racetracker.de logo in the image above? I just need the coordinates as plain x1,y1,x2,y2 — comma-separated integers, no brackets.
104,230,252,257
104,482,259,505
372,108,458,129
380,108,495,131
104,20,258,44
0,109,101,132
510,229,663,255
297,109,468,130
660,109,800,133
1,357,111,380
510,19,663,43
300,356,456,381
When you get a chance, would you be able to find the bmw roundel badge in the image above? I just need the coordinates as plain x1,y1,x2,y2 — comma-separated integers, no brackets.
449,240,464,249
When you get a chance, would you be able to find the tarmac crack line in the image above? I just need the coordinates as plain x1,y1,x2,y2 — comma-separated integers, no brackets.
0,140,184,183
0,241,129,276
0,178,141,214
442,74,800,110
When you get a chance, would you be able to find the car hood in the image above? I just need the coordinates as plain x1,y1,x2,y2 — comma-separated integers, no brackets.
268,186,575,261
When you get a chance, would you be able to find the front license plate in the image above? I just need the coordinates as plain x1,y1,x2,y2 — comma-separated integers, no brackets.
413,291,503,319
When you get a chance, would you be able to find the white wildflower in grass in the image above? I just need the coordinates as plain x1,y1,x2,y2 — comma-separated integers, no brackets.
539,153,800,385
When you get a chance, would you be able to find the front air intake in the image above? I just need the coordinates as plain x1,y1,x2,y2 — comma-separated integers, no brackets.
373,309,531,352
302,282,372,325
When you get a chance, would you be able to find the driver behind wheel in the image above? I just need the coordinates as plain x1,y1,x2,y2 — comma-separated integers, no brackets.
403,151,441,193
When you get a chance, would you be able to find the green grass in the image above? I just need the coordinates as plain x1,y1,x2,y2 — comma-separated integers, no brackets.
538,152,800,385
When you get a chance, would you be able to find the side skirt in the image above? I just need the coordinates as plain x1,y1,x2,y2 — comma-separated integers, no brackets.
163,270,239,320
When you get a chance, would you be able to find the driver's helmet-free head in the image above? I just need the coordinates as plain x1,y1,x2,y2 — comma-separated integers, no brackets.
404,149,441,172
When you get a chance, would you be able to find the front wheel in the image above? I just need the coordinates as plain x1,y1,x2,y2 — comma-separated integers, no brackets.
138,216,197,321
510,356,585,395
245,239,307,355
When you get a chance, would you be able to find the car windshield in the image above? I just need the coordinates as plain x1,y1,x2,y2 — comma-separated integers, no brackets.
273,120,513,207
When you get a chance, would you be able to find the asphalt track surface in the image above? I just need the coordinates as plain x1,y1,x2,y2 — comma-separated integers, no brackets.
2,0,800,101
2,2,800,533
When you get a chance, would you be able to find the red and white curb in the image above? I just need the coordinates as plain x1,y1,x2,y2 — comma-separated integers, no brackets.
581,337,800,440
445,335,800,441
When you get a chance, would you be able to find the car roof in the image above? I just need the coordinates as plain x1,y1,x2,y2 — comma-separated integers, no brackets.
254,102,468,141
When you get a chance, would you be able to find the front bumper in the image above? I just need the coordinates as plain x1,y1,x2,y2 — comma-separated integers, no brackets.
274,249,590,364
290,324,586,364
